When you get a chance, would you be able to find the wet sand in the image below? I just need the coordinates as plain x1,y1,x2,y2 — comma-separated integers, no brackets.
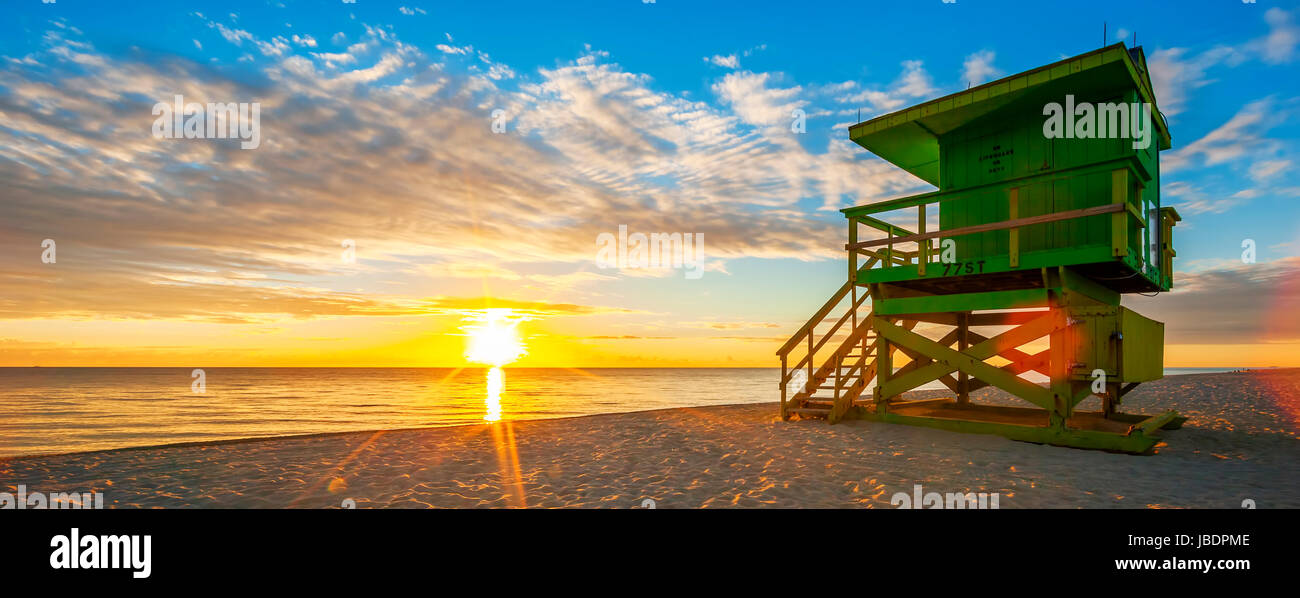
2,370,1297,508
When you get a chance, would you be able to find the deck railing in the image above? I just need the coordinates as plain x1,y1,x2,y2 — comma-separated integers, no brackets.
840,156,1154,281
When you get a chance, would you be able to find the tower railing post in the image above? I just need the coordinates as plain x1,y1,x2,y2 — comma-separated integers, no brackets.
886,224,893,270
807,331,814,382
780,354,788,419
917,203,927,276
849,218,859,334
1111,168,1130,258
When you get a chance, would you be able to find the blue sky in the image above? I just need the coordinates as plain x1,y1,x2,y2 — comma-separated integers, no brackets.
1,0,1299,366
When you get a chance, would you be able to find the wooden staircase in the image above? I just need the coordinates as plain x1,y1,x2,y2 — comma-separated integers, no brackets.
778,280,877,423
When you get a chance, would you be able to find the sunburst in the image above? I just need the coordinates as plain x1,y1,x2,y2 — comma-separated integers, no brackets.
463,308,527,366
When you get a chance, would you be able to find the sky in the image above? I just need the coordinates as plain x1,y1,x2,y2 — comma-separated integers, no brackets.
1,0,1298,367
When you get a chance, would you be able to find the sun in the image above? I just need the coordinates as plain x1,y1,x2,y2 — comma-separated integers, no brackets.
464,308,527,366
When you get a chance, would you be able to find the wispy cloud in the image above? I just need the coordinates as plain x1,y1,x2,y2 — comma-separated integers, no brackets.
961,50,1001,88
1131,257,1300,344
704,54,739,69
0,17,921,327
1149,7,1298,117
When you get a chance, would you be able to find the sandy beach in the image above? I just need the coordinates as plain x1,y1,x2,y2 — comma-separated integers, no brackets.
3,370,1297,508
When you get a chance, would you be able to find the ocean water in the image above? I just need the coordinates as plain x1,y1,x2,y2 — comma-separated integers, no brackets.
0,366,1262,458
0,367,778,457
1163,367,1261,376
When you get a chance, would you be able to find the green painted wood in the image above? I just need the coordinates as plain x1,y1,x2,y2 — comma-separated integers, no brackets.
860,245,1115,285
873,315,1062,409
847,43,1171,186
1059,266,1121,306
841,155,1146,218
1120,307,1164,381
1133,410,1180,435
842,45,1175,295
874,289,1049,315
782,45,1182,452
845,409,1162,454
1063,305,1164,384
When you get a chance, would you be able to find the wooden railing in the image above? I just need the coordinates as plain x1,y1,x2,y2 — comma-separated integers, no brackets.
776,276,872,415
840,156,1154,278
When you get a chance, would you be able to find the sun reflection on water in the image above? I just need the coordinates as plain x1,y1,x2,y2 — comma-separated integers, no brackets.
462,308,527,422
485,366,504,422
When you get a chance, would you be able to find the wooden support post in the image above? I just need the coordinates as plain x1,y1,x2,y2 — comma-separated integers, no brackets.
848,218,858,284
886,222,894,270
807,332,814,382
957,311,970,405
833,351,844,399
1102,381,1119,418
1047,300,1071,429
1137,180,1148,270
1008,188,1019,268
1119,382,1140,400
848,218,859,335
1111,168,1129,258
917,204,927,276
780,354,789,420
874,321,892,413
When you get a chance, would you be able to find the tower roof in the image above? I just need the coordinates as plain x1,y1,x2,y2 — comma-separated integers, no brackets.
848,43,1172,186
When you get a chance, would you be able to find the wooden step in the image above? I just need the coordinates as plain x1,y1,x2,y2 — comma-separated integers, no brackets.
788,407,830,417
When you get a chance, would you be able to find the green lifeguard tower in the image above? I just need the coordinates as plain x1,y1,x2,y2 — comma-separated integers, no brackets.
777,44,1184,453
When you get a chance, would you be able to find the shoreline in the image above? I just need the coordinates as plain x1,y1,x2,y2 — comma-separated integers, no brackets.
0,369,1296,508
0,400,767,462
2,368,1293,462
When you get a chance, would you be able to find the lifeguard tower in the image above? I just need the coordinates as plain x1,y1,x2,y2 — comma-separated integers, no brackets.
777,44,1184,453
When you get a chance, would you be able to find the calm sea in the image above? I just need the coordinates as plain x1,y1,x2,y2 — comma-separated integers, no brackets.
0,366,1249,457
0,367,778,457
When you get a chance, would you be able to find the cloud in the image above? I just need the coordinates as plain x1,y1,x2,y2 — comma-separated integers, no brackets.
310,51,357,68
398,6,427,16
0,20,924,325
1130,257,1300,344
1251,7,1300,64
685,321,782,330
961,50,1001,88
423,297,640,318
1159,96,1289,213
210,22,253,46
711,70,805,127
704,54,739,69
1251,159,1291,182
1147,45,1239,117
1149,8,1297,117
834,60,936,115
435,43,470,55
703,44,766,69
1168,98,1276,167
583,335,674,340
